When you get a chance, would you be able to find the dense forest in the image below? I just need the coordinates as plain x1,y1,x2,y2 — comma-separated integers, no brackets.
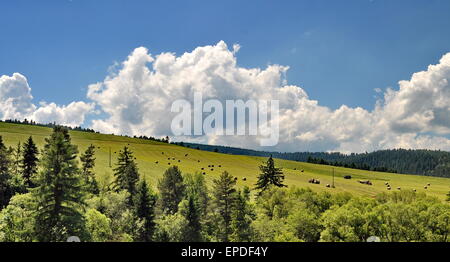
0,127,449,242
180,143,450,178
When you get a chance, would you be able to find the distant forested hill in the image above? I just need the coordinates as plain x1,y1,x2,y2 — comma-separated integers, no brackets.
179,143,450,178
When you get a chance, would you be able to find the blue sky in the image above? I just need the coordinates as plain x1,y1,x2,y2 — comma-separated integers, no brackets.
2,0,449,110
2,0,450,152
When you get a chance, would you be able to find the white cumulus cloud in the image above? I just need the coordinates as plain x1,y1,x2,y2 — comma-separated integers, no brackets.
86,41,450,152
3,42,450,153
0,73,93,127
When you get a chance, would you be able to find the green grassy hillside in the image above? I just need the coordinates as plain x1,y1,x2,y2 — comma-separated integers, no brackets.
1,122,450,200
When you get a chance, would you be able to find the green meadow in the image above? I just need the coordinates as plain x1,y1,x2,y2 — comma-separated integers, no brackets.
1,121,449,200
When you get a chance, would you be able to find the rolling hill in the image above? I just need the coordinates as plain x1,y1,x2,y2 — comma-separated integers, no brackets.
1,121,450,200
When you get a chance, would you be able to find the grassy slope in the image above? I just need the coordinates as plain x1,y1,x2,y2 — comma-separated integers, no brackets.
1,122,450,200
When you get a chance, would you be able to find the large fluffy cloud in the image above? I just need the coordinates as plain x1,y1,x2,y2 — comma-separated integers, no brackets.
382,53,450,134
87,41,450,152
0,73,36,119
0,73,93,127
3,42,450,152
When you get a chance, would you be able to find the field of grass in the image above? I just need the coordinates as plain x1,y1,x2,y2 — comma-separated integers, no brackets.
1,122,450,200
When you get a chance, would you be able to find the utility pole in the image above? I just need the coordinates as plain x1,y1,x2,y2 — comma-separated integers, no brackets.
109,147,112,168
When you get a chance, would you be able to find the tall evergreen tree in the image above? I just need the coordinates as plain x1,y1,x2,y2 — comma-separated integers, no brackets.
157,166,186,214
184,173,209,216
181,195,202,242
134,180,156,242
11,142,22,177
80,144,99,195
33,126,88,242
255,156,286,193
113,146,139,201
8,143,26,195
21,136,39,188
0,136,13,210
230,190,254,242
212,171,237,242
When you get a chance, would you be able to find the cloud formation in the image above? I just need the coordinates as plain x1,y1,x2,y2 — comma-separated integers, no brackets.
2,42,450,152
0,73,93,127
87,41,450,152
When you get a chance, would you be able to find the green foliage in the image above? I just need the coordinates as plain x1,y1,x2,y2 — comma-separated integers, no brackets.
212,171,237,242
320,198,376,242
179,196,202,242
0,193,36,242
286,205,322,242
153,213,189,242
157,166,185,215
21,136,38,188
33,126,88,242
9,144,26,195
1,123,450,243
80,144,99,195
255,156,286,194
87,190,143,242
113,146,139,203
230,190,255,242
134,180,157,242
85,209,112,242
184,173,209,216
0,136,13,210
256,187,291,219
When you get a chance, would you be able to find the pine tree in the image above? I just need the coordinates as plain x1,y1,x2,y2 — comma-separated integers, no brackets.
230,190,254,242
33,126,88,242
0,136,13,210
113,146,139,200
255,156,286,193
212,171,237,242
134,180,156,242
12,142,22,177
157,166,186,214
9,143,26,195
184,172,209,216
21,136,39,188
80,144,99,194
182,195,202,242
